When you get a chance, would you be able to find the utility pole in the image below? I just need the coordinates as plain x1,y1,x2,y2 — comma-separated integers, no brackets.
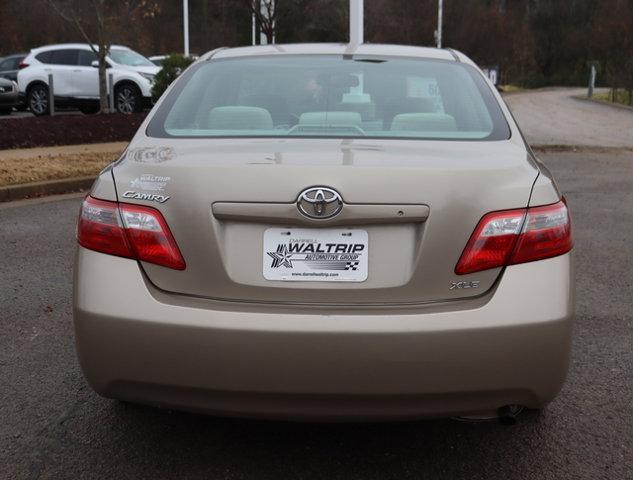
252,8,256,45
350,0,364,45
183,0,190,56
251,0,276,46
259,0,267,45
436,0,443,49
256,0,277,45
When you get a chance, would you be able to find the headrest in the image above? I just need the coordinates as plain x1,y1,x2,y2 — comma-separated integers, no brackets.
207,106,273,130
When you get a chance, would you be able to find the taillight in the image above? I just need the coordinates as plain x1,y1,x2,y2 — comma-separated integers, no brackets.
455,199,572,275
509,200,573,265
18,62,29,69
77,196,185,270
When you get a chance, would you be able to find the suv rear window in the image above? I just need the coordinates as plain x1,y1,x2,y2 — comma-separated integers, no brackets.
148,55,510,141
35,51,52,64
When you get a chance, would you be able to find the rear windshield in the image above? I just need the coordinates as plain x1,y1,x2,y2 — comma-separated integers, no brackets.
147,55,510,141
109,48,154,67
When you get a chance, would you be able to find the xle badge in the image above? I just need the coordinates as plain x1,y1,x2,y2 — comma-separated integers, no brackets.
449,281,480,290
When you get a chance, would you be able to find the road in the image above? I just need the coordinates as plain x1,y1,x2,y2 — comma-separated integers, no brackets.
1,150,632,479
504,88,633,148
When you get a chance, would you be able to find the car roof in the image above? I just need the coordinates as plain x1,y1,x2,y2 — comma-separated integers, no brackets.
203,43,473,65
30,43,129,53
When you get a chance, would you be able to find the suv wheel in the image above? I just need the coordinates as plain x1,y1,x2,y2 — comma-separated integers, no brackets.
28,84,50,116
115,84,141,114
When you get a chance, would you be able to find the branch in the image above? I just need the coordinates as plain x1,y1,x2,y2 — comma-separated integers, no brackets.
244,0,277,40
45,0,98,54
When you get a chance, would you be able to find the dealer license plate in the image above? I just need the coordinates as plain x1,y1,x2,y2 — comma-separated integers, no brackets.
263,228,368,282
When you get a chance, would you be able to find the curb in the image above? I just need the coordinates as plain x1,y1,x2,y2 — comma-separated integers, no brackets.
573,95,633,112
532,144,633,154
0,176,95,203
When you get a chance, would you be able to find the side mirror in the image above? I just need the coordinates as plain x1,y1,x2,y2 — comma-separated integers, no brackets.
91,60,111,69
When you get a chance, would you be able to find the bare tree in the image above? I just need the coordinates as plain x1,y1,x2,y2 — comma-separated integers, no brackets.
244,0,278,44
44,0,157,113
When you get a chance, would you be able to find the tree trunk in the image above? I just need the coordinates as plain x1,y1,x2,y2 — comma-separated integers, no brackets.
98,44,109,113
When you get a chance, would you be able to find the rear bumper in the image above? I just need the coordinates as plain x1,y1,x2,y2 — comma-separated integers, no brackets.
73,247,574,420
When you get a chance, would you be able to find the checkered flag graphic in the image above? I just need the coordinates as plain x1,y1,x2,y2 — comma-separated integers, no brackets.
345,261,360,271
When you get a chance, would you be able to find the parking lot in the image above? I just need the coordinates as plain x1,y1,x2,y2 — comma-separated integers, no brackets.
1,144,632,479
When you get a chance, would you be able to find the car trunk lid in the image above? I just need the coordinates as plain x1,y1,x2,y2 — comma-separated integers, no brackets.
112,137,538,305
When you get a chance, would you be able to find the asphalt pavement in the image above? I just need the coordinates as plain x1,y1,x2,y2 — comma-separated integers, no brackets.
504,88,633,148
1,150,632,479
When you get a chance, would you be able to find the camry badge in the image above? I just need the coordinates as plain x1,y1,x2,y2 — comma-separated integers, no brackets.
297,187,343,219
122,191,170,204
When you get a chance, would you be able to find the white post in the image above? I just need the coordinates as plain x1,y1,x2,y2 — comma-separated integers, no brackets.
588,65,597,98
47,73,55,116
183,0,190,56
436,0,443,48
350,0,364,45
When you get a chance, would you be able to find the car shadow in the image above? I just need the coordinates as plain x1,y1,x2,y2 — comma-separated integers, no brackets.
106,400,549,478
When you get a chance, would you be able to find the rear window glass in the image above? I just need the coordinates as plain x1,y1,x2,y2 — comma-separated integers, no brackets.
148,55,510,141
78,50,97,66
50,49,78,66
109,49,154,67
1,57,21,70
35,51,52,64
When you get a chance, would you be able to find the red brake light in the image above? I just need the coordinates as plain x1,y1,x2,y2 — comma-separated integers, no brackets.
78,196,185,270
455,199,572,275
77,197,132,258
18,62,29,69
509,200,573,265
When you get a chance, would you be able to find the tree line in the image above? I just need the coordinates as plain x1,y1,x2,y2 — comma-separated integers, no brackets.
0,0,631,94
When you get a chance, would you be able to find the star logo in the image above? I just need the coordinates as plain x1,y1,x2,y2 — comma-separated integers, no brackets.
267,244,295,268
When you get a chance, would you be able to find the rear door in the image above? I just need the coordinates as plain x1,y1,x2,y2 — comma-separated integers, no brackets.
73,49,99,98
45,49,79,97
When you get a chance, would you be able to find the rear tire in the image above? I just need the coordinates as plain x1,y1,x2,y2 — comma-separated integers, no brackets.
28,84,50,116
114,83,142,114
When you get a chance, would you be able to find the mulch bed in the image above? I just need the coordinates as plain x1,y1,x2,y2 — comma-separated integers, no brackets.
1,113,147,150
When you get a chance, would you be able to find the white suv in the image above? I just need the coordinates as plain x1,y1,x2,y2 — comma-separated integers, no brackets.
17,43,159,115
